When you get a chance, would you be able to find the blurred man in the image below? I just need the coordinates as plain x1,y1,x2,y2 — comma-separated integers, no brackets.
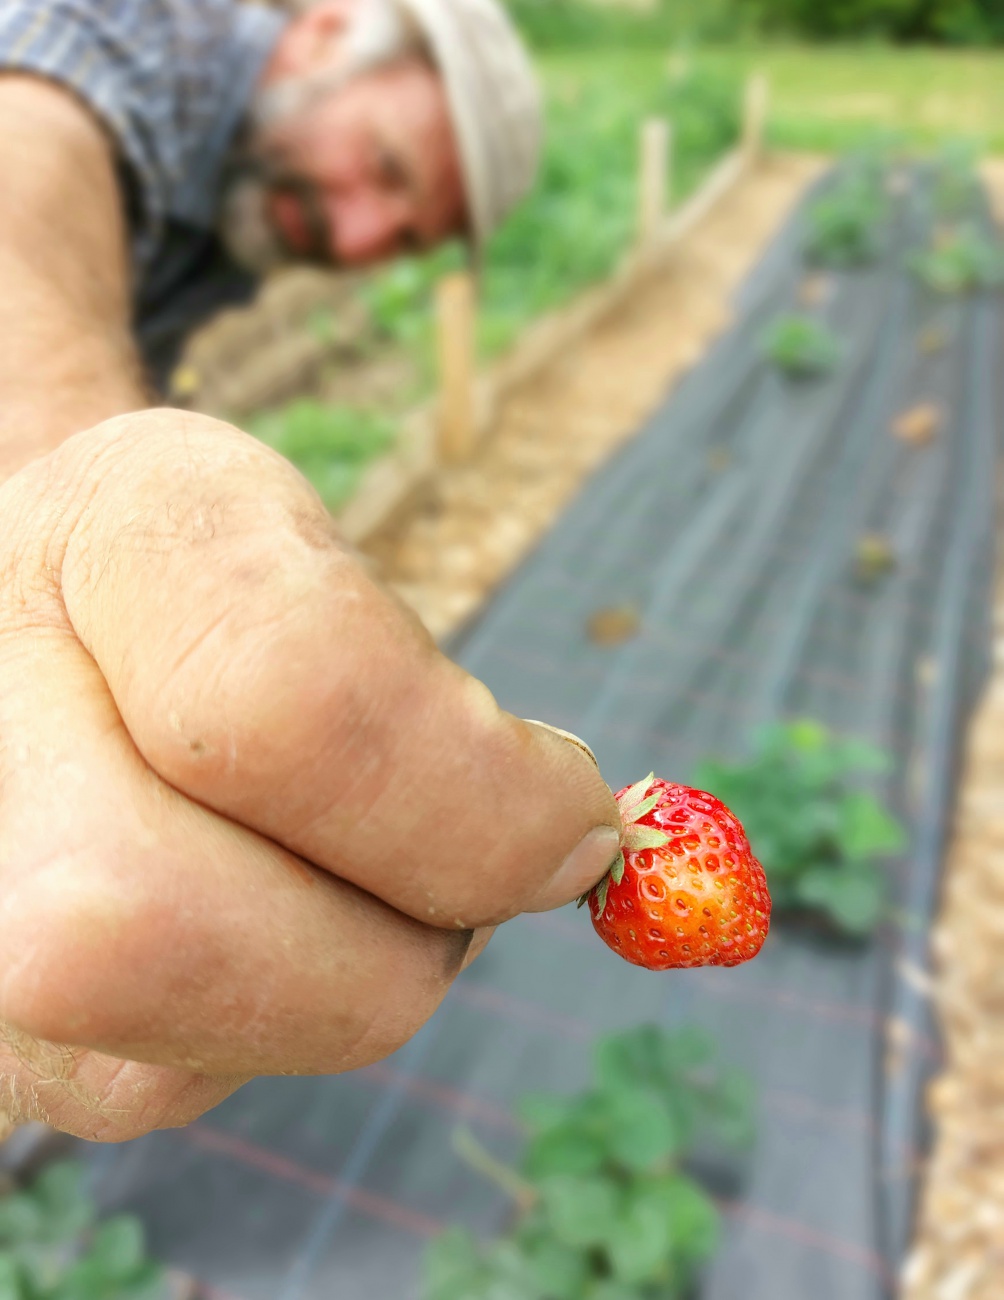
1,0,542,383
0,2,623,1145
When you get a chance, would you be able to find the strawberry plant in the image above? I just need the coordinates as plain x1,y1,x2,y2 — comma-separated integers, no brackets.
909,222,1004,294
423,1025,754,1300
693,720,906,938
760,314,842,379
0,1161,166,1299
247,399,396,513
803,173,888,267
930,140,983,219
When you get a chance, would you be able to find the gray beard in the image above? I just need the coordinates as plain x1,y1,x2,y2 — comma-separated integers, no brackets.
217,170,291,275
217,156,336,276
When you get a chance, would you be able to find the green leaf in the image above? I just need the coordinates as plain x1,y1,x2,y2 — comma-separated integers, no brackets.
837,792,907,861
538,1175,619,1249
694,721,903,937
524,1124,607,1180
520,1236,590,1299
609,851,626,886
621,825,670,852
595,1026,661,1095
606,1174,719,1287
482,1241,544,1300
602,1086,678,1172
116,1263,166,1300
796,866,886,935
662,1176,719,1266
423,1231,541,1300
0,1256,25,1300
616,775,655,817
760,314,842,379
422,1228,487,1300
0,1195,44,1247
710,1069,757,1148
782,719,829,753
834,738,891,774
87,1216,146,1280
625,793,660,823
606,1181,674,1285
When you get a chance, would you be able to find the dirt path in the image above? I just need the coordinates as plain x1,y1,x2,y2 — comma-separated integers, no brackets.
903,529,1004,1294
903,561,1004,1299
898,164,1004,1300
362,153,827,640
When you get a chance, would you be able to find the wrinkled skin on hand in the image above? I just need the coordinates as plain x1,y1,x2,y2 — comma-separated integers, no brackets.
0,411,620,1141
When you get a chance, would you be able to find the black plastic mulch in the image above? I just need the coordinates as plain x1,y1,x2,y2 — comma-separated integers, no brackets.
81,165,1001,1300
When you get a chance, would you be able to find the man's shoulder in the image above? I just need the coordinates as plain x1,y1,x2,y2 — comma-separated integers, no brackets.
0,0,285,259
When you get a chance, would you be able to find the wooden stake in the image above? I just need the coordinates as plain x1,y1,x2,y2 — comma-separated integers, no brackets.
436,271,477,463
638,117,672,244
743,73,769,162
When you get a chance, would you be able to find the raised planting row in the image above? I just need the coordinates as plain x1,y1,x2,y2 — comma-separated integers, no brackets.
438,144,1002,1297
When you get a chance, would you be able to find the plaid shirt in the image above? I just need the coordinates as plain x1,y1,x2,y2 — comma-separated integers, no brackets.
0,0,285,266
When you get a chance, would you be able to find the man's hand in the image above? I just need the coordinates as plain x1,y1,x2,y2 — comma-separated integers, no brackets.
0,411,621,1142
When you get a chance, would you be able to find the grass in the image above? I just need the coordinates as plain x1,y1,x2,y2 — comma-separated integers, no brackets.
540,43,1004,155
248,400,397,513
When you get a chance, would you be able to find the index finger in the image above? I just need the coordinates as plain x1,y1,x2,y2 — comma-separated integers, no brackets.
33,412,623,928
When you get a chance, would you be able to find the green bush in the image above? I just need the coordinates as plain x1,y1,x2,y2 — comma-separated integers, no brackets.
732,0,1004,41
694,720,906,937
504,0,1004,45
247,399,396,513
502,0,740,49
909,221,1004,292
423,1025,754,1300
760,313,842,378
0,1162,165,1300
804,175,889,267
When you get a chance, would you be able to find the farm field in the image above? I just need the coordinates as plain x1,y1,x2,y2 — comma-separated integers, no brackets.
7,23,1004,1300
179,41,1004,521
40,123,1002,1300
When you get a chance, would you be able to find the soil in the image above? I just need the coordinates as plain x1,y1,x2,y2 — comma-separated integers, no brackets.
361,154,828,641
177,265,422,421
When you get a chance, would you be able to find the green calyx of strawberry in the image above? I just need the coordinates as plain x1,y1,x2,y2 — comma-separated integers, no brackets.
577,773,671,916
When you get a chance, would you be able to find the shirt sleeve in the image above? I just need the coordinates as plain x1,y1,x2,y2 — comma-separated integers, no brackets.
0,0,284,265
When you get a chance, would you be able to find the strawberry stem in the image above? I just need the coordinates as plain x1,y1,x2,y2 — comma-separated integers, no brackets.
452,1127,537,1212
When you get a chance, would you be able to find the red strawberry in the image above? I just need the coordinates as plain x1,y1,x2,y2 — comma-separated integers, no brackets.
586,775,771,971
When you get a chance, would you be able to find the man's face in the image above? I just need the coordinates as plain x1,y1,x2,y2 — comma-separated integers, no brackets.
226,1,468,271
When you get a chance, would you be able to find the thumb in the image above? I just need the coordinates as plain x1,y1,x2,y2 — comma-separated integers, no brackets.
11,410,623,929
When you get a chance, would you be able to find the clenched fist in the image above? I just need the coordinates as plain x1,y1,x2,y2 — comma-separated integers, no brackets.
0,411,621,1142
